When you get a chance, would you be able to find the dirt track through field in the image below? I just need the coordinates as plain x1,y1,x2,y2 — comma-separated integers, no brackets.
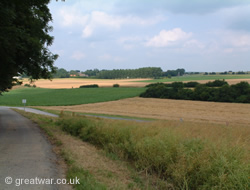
22,78,250,89
37,97,250,126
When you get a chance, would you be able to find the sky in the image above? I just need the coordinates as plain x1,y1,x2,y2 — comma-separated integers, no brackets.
48,0,250,72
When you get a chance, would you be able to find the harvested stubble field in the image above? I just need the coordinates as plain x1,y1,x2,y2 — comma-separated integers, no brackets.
22,78,250,88
38,97,250,126
22,78,150,88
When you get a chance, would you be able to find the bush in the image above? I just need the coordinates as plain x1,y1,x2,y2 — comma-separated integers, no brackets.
113,84,120,88
140,80,250,103
205,79,228,87
184,81,199,88
24,84,31,87
79,84,99,88
145,82,165,88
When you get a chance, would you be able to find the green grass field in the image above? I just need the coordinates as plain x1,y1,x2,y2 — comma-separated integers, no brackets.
0,87,145,106
139,74,250,83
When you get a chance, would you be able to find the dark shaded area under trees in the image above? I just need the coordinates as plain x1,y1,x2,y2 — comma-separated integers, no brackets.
140,80,250,103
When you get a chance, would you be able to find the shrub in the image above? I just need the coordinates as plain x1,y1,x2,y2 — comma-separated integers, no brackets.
145,82,165,88
141,80,250,104
79,84,99,88
24,84,31,87
184,81,199,88
205,79,228,87
113,84,120,88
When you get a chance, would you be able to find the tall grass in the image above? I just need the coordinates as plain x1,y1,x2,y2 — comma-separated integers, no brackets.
58,116,249,190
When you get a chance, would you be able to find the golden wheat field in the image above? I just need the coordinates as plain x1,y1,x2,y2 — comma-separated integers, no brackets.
22,78,250,88
37,97,250,126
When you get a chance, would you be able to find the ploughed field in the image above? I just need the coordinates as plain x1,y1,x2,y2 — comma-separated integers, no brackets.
37,97,250,126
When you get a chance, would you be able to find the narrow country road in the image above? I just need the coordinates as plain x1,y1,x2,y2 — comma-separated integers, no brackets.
0,107,71,190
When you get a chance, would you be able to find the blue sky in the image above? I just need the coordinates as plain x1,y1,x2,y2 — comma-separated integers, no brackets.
48,0,250,72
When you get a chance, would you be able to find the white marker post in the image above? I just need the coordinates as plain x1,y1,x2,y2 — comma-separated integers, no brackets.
22,99,26,111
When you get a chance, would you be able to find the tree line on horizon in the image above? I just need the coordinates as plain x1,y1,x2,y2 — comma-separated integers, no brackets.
49,67,186,79
47,67,249,79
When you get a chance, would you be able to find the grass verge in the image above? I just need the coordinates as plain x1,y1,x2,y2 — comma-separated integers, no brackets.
14,110,156,189
14,109,250,189
57,115,249,190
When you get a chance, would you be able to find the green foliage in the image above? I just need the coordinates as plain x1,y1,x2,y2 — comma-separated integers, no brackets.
162,68,185,77
141,81,250,103
0,87,145,106
0,0,58,93
205,79,228,87
67,166,107,190
58,117,249,190
96,67,163,79
24,84,31,87
184,81,199,87
79,84,99,88
83,69,100,77
53,68,70,78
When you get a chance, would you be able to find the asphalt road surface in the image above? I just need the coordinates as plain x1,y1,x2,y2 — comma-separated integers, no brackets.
0,107,71,190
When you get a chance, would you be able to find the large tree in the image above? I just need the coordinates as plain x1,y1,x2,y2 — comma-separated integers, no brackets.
0,0,59,93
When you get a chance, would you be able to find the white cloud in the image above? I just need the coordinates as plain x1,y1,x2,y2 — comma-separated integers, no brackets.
71,51,86,60
82,25,93,38
146,28,192,47
57,5,165,38
227,34,250,47
80,11,165,38
59,8,89,27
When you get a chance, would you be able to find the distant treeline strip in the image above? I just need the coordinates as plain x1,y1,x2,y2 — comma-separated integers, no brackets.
140,80,250,103
96,67,163,79
50,67,186,79
33,67,250,79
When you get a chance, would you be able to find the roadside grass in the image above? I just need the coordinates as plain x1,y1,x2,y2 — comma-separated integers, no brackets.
14,109,250,189
14,110,154,190
0,87,145,106
57,115,249,190
139,74,250,83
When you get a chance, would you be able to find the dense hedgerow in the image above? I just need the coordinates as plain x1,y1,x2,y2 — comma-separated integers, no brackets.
142,80,250,103
58,117,249,190
79,84,99,88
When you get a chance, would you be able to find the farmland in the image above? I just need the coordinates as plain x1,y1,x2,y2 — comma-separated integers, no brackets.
22,78,150,88
1,77,250,189
139,74,250,83
0,87,145,106
37,97,250,126
20,75,250,89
